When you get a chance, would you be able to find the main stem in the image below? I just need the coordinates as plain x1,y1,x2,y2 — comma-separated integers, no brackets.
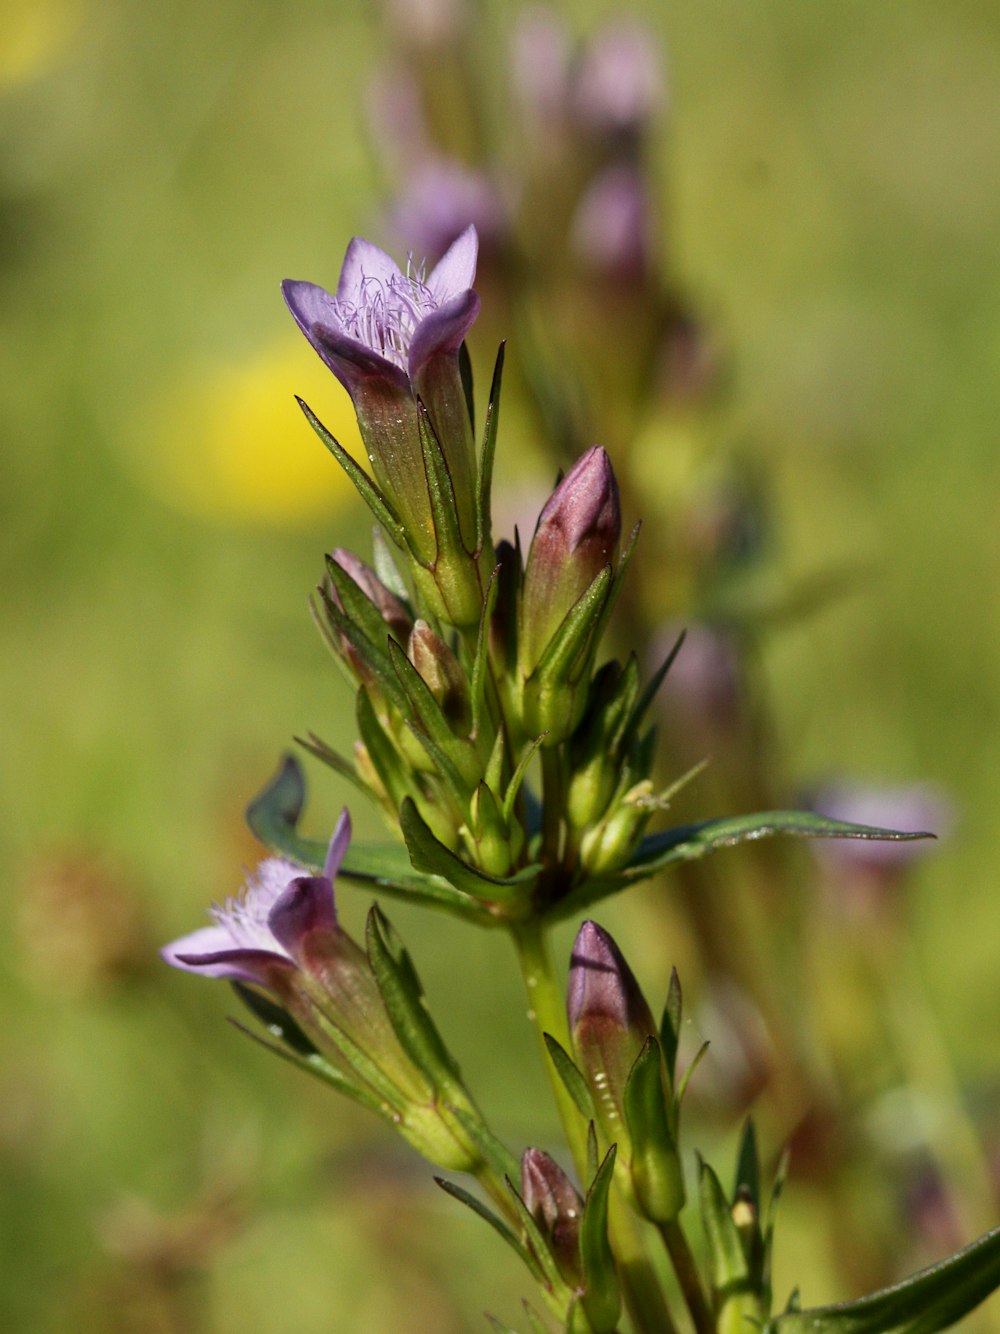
510,917,678,1334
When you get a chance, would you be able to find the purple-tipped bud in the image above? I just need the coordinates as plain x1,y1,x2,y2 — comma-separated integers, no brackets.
520,447,621,675
568,921,656,1131
520,1148,584,1285
330,549,413,642
408,619,470,732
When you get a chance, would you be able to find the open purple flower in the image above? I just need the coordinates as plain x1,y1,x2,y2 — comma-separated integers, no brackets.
283,227,480,563
161,810,351,991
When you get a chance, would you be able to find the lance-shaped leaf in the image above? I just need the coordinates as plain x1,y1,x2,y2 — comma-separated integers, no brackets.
447,1104,520,1186
246,755,490,920
297,398,407,547
400,797,540,911
543,1033,597,1122
551,810,934,920
476,342,505,555
365,905,467,1102
659,967,683,1091
765,1224,1000,1334
228,1017,387,1115
388,637,481,791
579,1145,621,1333
436,1178,533,1272
698,1157,757,1301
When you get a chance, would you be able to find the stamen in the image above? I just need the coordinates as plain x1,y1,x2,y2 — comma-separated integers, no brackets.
332,261,438,370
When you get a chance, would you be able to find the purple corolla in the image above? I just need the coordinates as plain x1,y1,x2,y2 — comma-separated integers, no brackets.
283,227,480,563
162,811,351,991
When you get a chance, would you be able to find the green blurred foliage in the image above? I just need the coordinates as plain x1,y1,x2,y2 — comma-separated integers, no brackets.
2,0,1000,1329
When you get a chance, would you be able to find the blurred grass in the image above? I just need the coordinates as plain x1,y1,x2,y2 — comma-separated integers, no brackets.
2,0,1000,1329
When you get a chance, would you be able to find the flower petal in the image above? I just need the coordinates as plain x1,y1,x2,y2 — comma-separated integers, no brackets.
268,874,337,960
337,236,403,303
426,223,479,302
281,285,410,396
162,930,293,985
407,288,481,382
323,808,352,884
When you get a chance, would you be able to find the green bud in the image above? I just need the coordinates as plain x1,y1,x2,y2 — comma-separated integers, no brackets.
622,1037,685,1223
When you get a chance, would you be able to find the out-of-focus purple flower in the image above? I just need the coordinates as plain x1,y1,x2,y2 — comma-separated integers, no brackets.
381,0,463,47
655,621,744,735
810,782,950,918
283,227,480,563
572,20,665,139
384,159,511,266
510,7,571,127
162,811,351,989
812,782,950,872
570,162,652,281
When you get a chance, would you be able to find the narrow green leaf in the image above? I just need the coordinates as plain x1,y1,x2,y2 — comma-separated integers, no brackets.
294,732,375,803
435,1177,531,1270
245,754,487,920
676,1040,710,1105
552,810,935,919
356,688,418,811
446,1104,520,1186
470,563,501,743
542,1033,597,1121
766,1223,1000,1334
227,1019,385,1115
230,983,317,1056
579,1145,621,1333
400,797,539,908
531,566,612,685
505,1177,566,1293
628,810,934,878
699,1156,750,1295
476,342,506,554
628,629,687,738
521,1302,550,1334
416,398,470,561
297,397,406,546
659,967,683,1090
735,1118,761,1211
366,905,466,1097
762,1149,790,1316
503,733,548,827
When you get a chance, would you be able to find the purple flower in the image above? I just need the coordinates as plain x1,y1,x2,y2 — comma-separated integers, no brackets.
283,228,480,562
570,163,652,282
161,810,351,990
571,20,666,139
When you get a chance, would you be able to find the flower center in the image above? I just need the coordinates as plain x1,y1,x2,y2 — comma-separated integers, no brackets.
335,259,437,370
211,859,297,955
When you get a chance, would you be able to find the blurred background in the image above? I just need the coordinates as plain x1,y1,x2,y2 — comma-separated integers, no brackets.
3,0,1000,1329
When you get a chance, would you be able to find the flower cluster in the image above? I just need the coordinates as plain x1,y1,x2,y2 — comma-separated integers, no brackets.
161,200,992,1334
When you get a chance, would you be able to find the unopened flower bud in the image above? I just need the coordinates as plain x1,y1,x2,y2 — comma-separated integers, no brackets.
520,1148,584,1286
519,449,621,742
568,920,656,1136
408,619,470,733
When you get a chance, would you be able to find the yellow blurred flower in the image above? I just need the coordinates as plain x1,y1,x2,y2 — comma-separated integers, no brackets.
0,0,79,90
143,342,362,528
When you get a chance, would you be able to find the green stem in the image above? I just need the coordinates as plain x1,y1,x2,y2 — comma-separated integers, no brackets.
540,746,564,866
510,918,678,1334
658,1219,714,1334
